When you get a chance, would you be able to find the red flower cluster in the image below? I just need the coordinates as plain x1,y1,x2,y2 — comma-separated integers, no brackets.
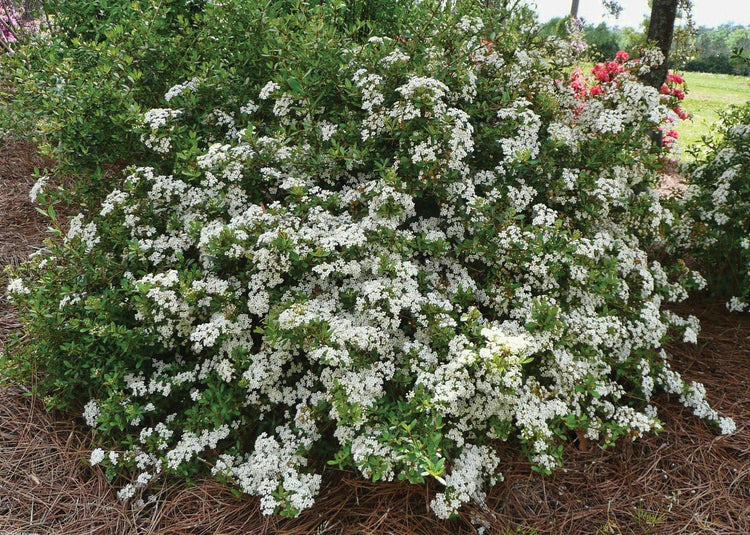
569,68,587,96
661,128,680,145
666,72,684,84
660,71,689,121
569,50,632,102
567,51,691,148
658,71,690,147
591,60,624,83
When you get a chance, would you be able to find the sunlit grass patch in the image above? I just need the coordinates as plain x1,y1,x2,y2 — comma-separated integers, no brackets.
676,71,750,158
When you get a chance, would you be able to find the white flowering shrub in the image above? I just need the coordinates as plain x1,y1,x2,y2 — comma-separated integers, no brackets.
674,103,750,311
3,0,734,519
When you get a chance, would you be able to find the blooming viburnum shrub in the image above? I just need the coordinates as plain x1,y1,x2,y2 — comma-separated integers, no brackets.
674,102,750,310
4,0,734,519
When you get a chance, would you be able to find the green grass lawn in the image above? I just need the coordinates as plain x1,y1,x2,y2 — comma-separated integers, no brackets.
675,71,750,159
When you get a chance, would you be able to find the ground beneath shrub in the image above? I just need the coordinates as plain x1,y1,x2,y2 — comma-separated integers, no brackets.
657,159,687,196
0,142,747,534
0,137,55,351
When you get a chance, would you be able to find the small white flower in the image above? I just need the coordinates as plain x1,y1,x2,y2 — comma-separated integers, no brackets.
259,81,280,100
29,175,49,203
143,108,182,130
90,448,105,465
83,400,101,428
164,77,200,102
727,297,748,313
319,121,338,141
6,278,30,296
719,417,736,435
117,483,136,501
240,100,259,115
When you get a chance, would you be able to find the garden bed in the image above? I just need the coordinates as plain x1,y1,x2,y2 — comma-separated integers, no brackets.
0,141,747,535
0,138,53,349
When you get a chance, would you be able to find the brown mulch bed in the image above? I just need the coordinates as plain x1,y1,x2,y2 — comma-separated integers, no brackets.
0,137,55,266
0,143,748,534
0,137,56,352
658,158,688,196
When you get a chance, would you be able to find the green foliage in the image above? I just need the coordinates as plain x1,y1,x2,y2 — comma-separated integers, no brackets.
684,25,750,75
685,54,745,75
0,0,419,192
1,0,203,181
2,0,734,520
676,102,750,307
584,22,621,62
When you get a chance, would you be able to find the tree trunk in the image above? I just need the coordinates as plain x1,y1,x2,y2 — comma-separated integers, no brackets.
641,0,678,89
570,0,580,19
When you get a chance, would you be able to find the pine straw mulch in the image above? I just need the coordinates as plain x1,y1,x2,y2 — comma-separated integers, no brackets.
657,159,688,196
0,136,57,352
0,137,56,266
4,298,747,535
0,142,748,534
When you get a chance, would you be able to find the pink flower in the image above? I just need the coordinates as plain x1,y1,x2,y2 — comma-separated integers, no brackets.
661,129,679,147
589,85,603,97
615,50,629,63
666,72,684,85
1,15,19,42
569,68,588,96
673,107,690,120
591,64,609,82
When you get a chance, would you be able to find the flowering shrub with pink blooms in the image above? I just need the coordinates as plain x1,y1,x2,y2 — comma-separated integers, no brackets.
1,1,23,45
569,54,689,148
0,0,42,48
3,0,734,520
1,12,18,43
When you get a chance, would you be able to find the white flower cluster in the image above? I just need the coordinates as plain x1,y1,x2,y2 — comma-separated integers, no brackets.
17,8,733,520
90,448,105,465
431,444,499,519
497,99,541,163
638,47,665,74
6,277,31,298
164,77,200,102
141,108,183,154
65,214,101,253
212,424,321,515
727,296,748,313
29,174,49,203
83,399,100,427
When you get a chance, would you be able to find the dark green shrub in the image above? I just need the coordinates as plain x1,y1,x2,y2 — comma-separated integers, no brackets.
683,54,750,75
676,103,750,309
2,0,203,181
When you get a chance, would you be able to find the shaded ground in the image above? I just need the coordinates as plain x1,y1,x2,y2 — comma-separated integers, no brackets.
657,159,688,196
0,141,747,534
0,137,55,352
